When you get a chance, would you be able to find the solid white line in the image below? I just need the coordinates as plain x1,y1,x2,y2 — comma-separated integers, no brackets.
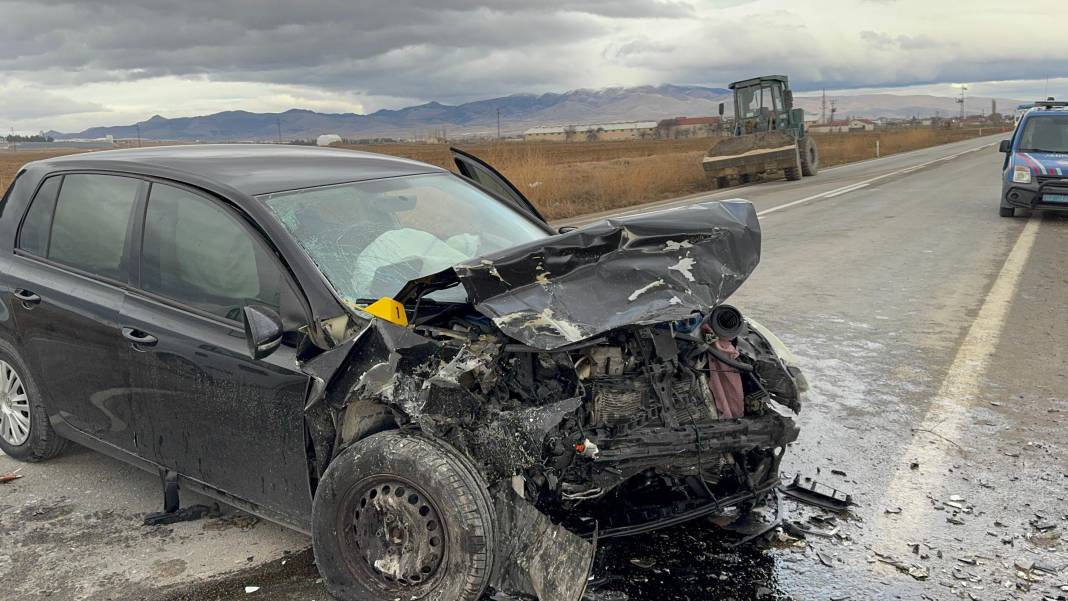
871,216,1041,549
755,141,999,217
557,141,1001,226
823,182,870,198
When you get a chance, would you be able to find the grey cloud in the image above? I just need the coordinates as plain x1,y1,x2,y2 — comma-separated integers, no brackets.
0,86,107,119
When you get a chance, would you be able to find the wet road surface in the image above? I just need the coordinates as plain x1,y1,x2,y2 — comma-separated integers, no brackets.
3,136,1066,600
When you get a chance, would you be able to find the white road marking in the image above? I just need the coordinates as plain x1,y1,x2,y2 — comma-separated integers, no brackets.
559,140,1002,226
871,216,1041,547
756,141,999,217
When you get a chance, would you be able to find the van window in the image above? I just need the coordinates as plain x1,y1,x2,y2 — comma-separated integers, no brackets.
49,174,141,280
141,183,283,321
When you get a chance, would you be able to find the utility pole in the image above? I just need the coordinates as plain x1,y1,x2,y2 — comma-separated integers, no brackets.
276,117,283,144
496,108,501,140
10,127,16,152
136,123,142,148
820,89,827,125
829,99,838,126
956,85,967,122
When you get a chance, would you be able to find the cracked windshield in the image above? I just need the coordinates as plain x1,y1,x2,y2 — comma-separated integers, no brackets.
260,174,547,304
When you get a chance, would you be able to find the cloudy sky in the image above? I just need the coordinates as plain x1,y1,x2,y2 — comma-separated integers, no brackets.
1,0,1066,133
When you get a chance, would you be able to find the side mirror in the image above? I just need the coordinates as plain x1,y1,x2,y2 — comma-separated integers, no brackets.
784,90,793,108
558,225,578,234
999,139,1011,153
241,305,284,360
718,102,725,116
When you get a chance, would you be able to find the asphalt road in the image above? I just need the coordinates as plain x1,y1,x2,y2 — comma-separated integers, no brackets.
2,134,1065,601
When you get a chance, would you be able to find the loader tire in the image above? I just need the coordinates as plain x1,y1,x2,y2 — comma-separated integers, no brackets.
784,165,802,181
799,136,819,176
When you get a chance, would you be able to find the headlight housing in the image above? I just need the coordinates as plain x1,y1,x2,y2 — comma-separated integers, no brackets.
1013,165,1033,184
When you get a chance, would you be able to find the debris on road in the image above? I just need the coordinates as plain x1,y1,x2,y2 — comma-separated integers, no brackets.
0,468,23,483
781,475,854,511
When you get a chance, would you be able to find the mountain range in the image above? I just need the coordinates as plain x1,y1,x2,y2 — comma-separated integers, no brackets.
49,85,1022,142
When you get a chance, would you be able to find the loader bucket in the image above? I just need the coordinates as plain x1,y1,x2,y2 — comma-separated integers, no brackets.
702,130,800,185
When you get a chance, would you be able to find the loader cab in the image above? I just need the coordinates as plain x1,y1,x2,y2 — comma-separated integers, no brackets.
730,75,804,137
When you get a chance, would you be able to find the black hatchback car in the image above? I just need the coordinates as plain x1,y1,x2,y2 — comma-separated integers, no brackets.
0,145,805,601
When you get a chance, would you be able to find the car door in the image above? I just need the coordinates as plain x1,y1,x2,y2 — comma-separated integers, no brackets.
7,173,143,447
119,180,313,519
450,147,547,223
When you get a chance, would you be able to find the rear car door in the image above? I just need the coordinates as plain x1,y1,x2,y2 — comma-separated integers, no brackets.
7,173,143,448
120,181,313,519
450,147,547,223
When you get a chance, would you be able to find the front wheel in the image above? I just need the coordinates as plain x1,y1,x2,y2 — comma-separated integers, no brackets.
312,432,496,601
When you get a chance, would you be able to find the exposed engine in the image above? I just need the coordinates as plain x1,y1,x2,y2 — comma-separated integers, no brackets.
347,302,802,538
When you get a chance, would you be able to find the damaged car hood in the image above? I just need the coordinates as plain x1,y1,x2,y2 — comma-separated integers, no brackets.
399,199,761,350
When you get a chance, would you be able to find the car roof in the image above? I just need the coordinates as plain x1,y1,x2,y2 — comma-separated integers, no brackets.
29,143,447,196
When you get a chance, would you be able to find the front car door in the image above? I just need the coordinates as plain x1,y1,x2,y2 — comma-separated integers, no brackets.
450,147,547,223
6,172,143,448
120,180,313,523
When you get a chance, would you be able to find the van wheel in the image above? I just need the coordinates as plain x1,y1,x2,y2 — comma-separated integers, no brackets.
999,206,1015,218
0,342,67,461
312,432,496,601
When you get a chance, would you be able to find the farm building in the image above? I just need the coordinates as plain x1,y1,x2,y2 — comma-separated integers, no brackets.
807,119,877,134
524,121,658,142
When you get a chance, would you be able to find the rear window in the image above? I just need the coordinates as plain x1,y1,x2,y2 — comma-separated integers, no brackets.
48,174,141,280
18,176,62,256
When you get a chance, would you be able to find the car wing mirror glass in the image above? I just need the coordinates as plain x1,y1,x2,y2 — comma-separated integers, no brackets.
558,225,578,234
242,305,284,360
999,139,1011,153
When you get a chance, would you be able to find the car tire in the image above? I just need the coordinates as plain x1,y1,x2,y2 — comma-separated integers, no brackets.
0,340,68,461
799,136,819,176
312,431,496,601
999,206,1015,218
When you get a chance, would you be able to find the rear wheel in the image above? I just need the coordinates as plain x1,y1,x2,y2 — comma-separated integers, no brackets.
999,206,1015,218
784,165,802,181
312,432,496,601
799,136,819,176
0,342,67,461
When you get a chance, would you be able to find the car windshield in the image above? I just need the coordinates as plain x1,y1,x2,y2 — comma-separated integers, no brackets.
259,173,548,305
1017,115,1068,153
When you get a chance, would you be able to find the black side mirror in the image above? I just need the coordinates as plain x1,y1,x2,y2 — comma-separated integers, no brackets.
999,139,1011,153
557,225,578,234
718,102,725,116
242,305,284,360
784,90,793,108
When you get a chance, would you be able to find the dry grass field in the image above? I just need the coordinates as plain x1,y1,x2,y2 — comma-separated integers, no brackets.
2,127,1006,221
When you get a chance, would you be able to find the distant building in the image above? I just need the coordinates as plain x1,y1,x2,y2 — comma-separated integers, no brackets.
524,121,658,142
807,118,876,134
656,116,721,139
317,134,342,147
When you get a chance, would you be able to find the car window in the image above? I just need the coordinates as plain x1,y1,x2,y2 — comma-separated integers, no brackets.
18,176,62,257
141,183,283,321
260,173,548,303
49,174,141,280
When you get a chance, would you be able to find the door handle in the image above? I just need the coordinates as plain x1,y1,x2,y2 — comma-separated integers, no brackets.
13,288,41,305
121,327,158,347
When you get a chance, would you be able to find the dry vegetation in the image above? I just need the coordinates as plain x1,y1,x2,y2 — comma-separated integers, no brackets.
2,128,1006,221
344,127,1007,220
